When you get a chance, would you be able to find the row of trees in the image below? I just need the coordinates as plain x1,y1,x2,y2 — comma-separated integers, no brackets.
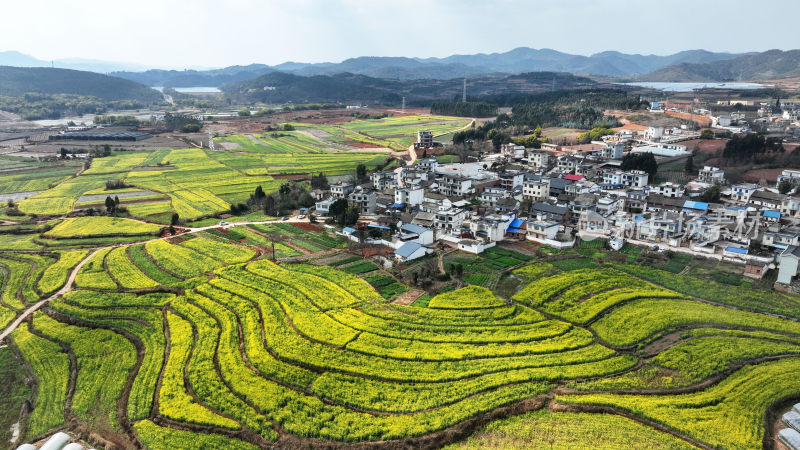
722,134,784,162
430,101,498,118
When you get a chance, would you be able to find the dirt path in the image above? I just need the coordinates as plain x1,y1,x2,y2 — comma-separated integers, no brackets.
0,217,317,342
0,247,101,342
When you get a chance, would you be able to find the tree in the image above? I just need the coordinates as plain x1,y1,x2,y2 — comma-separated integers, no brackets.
279,183,291,198
60,148,68,159
310,173,328,190
684,155,694,173
779,179,796,194
171,213,180,226
356,164,368,184
700,129,714,139
620,153,658,177
181,123,201,132
338,204,360,227
699,185,721,203
263,196,277,216
329,199,348,219
114,195,120,206
104,196,115,214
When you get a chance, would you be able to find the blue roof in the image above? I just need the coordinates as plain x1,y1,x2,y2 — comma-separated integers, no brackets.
683,200,709,211
368,224,391,230
509,218,524,228
389,203,405,209
400,223,429,234
342,227,356,234
725,246,748,255
763,210,781,218
395,242,423,258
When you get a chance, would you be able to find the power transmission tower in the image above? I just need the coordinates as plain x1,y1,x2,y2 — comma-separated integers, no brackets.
208,130,215,151
401,96,406,114
462,77,467,102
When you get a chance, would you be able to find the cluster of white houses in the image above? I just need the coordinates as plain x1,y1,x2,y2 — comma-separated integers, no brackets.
312,138,800,290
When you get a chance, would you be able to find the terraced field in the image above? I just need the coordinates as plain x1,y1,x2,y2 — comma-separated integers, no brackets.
4,223,800,448
337,115,471,148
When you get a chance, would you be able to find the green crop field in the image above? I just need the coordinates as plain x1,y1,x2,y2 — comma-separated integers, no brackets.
337,115,471,149
3,204,800,448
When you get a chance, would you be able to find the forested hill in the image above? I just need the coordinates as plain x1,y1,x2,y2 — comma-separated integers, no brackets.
223,71,597,105
640,49,800,82
0,66,162,102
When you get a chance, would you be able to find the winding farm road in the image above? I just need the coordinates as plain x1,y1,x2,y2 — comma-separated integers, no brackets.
0,217,312,342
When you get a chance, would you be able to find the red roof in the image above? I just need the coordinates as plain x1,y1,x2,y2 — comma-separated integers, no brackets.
564,174,584,181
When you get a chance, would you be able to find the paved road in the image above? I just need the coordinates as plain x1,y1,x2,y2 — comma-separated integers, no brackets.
0,217,312,342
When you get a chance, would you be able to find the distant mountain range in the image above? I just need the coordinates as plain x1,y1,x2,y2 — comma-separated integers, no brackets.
109,48,745,86
6,47,800,87
0,50,214,74
223,71,597,104
639,49,800,82
0,66,162,102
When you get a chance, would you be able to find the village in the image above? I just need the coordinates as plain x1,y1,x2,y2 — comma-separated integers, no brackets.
308,105,800,293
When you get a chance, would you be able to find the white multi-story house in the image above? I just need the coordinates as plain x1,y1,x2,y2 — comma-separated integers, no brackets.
522,178,550,202
527,150,551,169
437,175,473,197
420,192,451,213
501,143,526,159
602,142,624,159
526,218,560,242
650,182,685,198
557,157,580,173
565,182,591,195
781,196,800,218
371,171,397,190
416,130,434,148
394,185,424,207
498,172,524,190
762,228,800,250
470,216,507,242
602,170,648,188
433,208,470,234
347,187,377,214
699,166,725,184
314,197,337,215
777,169,800,188
644,126,664,141
622,170,649,188
479,187,510,209
330,182,355,199
417,158,439,172
730,184,761,203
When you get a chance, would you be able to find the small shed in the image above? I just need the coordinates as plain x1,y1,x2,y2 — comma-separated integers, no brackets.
395,242,428,262
784,410,800,433
779,428,800,450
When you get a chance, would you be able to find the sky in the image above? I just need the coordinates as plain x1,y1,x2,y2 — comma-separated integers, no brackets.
3,0,799,69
